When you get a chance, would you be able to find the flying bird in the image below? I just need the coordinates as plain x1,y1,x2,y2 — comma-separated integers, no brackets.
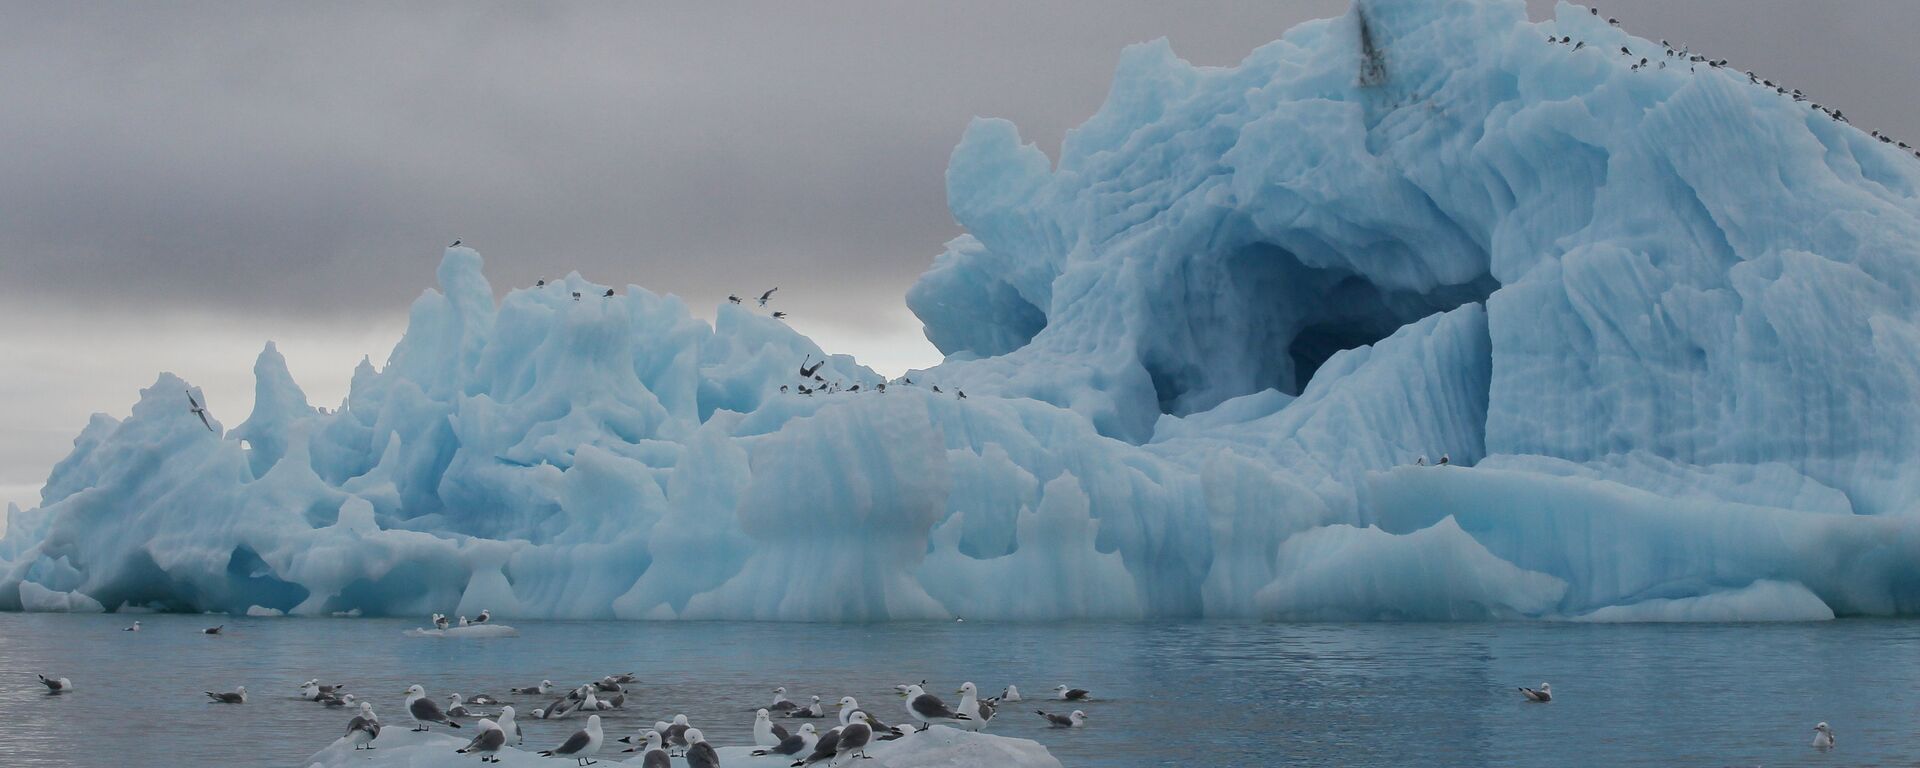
772,311,789,320
185,392,214,432
799,356,825,379
758,287,778,306
450,240,461,247
728,294,742,304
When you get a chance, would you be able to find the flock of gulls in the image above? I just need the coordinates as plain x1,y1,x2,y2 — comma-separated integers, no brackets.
34,617,1102,766
776,355,962,400
1552,6,1918,160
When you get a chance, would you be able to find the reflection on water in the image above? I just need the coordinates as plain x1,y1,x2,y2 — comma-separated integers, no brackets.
0,614,1912,766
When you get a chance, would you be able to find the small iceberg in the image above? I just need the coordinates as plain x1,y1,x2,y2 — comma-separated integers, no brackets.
305,725,1060,768
402,623,519,638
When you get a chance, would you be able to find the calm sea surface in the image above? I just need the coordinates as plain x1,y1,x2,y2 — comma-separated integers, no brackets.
0,613,1910,766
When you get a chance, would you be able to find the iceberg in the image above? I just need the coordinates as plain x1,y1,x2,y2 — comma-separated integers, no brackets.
8,0,1920,621
303,725,1062,768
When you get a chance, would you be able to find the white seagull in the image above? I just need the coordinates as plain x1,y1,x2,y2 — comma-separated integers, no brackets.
539,713,603,766
457,718,507,763
405,684,462,731
903,684,972,731
37,674,74,693
1813,722,1835,750
345,701,381,750
1519,682,1552,703
1037,709,1087,728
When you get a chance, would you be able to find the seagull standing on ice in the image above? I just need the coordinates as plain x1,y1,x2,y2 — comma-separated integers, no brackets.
457,718,507,763
1812,722,1835,750
903,684,972,731
406,685,462,731
752,722,816,757
37,674,73,693
1518,682,1552,702
346,702,381,749
755,708,790,747
626,731,671,767
473,609,490,624
955,682,995,728
540,714,604,766
494,706,520,745
683,728,719,768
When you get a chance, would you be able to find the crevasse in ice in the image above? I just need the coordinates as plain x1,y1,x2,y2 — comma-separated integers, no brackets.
9,0,1920,621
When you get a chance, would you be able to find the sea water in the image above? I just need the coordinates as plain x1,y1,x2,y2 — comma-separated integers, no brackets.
1,613,1912,766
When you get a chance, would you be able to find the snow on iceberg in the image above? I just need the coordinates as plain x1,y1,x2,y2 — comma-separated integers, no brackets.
304,725,1062,768
9,0,1920,621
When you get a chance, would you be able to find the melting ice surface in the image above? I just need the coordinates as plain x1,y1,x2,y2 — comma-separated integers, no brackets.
10,0,1920,621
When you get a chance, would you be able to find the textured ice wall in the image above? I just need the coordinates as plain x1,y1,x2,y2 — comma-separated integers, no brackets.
8,0,1920,621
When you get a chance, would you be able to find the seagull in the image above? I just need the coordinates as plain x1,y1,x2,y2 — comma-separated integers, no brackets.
753,723,817,757
755,709,791,747
37,674,73,694
433,614,450,631
606,674,638,685
903,684,971,730
1573,41,1585,51
603,289,615,298
835,713,875,762
956,389,966,399
1813,721,1836,750
684,728,720,768
346,702,381,750
406,684,463,731
788,695,826,718
956,682,995,728
458,718,508,763
1519,682,1552,702
205,686,247,704
1438,454,1451,466
625,731,672,767
663,714,692,755
447,693,482,718
572,292,582,301
182,390,216,431
790,724,843,767
124,620,142,632
468,694,501,706
321,693,358,708
999,685,1021,702
494,706,521,746
728,294,743,305
1036,709,1087,728
472,610,490,625
772,311,789,320
540,714,604,766
202,625,222,635
450,240,462,248
799,357,825,379
758,287,778,306
1053,685,1091,701
512,680,554,696
537,278,547,287
593,677,624,693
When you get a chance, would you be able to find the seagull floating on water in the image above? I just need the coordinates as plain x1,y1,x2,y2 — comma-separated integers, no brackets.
205,686,247,704
37,674,73,693
124,620,141,632
1813,722,1836,750
1053,684,1091,701
202,625,222,635
512,679,554,696
1519,682,1552,702
1037,709,1087,728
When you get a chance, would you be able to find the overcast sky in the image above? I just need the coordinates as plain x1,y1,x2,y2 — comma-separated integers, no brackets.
2,0,1914,512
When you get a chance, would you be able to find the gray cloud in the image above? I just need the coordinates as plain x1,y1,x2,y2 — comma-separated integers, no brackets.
1,0,1914,511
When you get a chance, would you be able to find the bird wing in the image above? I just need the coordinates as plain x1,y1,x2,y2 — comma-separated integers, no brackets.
772,722,791,741
687,741,720,768
913,693,958,719
411,697,448,722
195,410,214,431
643,750,672,768
553,728,591,755
803,729,841,762
773,732,807,755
